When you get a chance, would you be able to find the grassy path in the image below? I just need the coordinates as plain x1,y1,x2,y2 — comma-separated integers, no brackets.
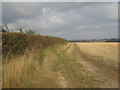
32,43,99,88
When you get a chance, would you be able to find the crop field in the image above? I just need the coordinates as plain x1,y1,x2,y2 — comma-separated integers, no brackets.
74,42,118,88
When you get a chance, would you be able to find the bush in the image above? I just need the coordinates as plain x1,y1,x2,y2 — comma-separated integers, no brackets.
26,29,35,34
2,32,67,57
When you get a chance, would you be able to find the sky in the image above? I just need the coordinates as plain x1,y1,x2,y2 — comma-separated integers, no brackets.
2,2,118,40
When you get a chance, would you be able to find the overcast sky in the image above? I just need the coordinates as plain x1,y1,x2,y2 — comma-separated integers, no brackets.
2,2,118,40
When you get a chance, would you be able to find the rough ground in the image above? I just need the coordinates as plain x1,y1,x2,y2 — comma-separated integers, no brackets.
3,43,118,88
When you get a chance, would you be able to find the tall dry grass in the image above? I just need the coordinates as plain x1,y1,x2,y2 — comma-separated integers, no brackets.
2,49,40,88
2,44,68,88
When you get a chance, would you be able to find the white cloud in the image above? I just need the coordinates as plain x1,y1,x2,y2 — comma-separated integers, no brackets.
42,8,50,13
49,16,64,24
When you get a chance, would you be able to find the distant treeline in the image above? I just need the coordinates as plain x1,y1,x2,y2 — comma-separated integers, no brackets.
105,38,120,42
69,40,90,42
69,38,120,42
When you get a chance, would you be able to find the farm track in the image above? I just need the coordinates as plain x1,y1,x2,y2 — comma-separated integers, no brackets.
51,44,72,88
41,43,118,88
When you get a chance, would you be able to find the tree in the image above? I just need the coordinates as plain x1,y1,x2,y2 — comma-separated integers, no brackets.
26,29,35,34
19,26,23,33
3,24,9,32
0,24,7,32
0,24,10,32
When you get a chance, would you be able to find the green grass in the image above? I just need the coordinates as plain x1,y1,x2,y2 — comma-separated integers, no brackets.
51,44,99,88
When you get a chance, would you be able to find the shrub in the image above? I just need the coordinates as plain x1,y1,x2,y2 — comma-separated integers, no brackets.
26,29,35,34
2,32,67,58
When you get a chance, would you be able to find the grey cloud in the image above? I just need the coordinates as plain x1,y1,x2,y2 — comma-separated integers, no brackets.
2,2,43,23
2,2,118,40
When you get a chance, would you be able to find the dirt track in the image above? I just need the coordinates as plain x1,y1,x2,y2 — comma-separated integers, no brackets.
43,42,118,88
